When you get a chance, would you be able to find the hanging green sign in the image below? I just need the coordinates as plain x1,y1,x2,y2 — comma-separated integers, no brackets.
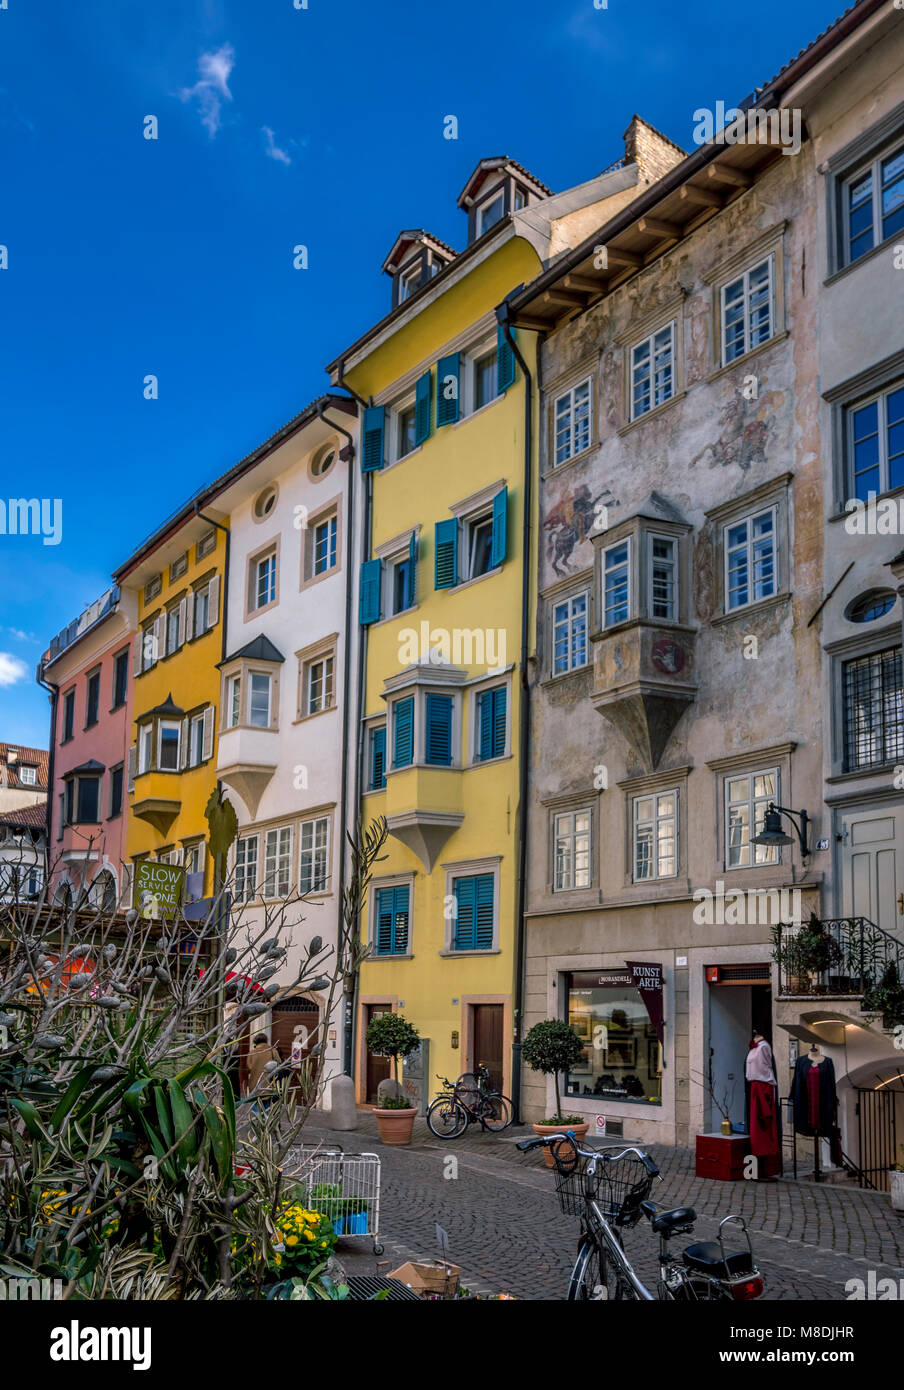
134,860,184,920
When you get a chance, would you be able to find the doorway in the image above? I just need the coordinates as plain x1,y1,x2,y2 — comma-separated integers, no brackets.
706,977,772,1130
271,997,320,1094
839,803,904,936
471,1004,504,1094
365,1004,392,1102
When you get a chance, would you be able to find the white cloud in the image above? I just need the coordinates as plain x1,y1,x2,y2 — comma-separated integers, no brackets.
262,126,291,166
179,44,235,138
0,653,28,687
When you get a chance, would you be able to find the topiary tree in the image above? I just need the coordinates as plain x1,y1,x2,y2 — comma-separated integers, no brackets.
365,1013,421,1084
522,1019,585,1120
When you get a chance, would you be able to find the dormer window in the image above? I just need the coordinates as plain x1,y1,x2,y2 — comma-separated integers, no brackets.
477,188,505,237
383,232,457,310
458,158,551,246
399,261,423,303
594,499,691,632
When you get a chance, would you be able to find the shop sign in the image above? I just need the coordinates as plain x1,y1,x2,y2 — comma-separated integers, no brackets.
134,861,184,920
626,960,665,1044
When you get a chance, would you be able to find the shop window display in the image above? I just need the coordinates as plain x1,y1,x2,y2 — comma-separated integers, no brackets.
565,970,662,1105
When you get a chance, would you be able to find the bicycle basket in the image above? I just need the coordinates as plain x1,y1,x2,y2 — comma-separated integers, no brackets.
554,1154,654,1226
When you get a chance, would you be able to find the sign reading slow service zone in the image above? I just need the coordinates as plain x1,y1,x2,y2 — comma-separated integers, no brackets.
134,860,184,920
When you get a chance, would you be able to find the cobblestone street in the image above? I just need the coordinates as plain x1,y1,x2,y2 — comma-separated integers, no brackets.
295,1111,904,1301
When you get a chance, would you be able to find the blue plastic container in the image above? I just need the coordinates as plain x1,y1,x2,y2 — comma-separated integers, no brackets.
345,1211,367,1235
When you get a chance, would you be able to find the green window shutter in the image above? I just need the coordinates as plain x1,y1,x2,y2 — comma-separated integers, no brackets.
424,693,453,766
474,874,495,948
434,518,458,589
490,486,508,568
479,687,506,761
414,371,432,445
362,406,385,473
436,353,460,427
359,558,382,625
393,696,414,768
496,325,516,394
453,876,475,950
392,885,409,952
408,530,418,607
370,726,386,789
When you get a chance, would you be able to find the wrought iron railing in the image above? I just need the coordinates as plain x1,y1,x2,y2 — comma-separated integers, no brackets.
772,916,904,1023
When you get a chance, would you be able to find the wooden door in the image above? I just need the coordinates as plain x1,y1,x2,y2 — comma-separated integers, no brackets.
271,999,320,1093
840,804,904,937
472,1004,504,1094
365,1004,392,1101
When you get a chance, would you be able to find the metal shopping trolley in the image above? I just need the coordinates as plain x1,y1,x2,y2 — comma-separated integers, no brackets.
281,1144,383,1255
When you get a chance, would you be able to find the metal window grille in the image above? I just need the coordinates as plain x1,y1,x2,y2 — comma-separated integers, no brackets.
843,646,903,771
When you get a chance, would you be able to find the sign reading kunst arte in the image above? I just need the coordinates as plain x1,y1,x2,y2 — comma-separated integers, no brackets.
626,961,664,1044
134,861,184,920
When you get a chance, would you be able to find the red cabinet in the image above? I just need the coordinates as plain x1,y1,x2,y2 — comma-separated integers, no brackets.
695,1132,748,1181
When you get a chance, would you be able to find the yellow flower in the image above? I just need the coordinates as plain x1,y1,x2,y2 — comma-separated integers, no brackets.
286,1236,298,1246
320,1240,327,1247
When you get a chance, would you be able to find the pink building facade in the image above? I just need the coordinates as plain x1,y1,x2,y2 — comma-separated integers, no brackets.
40,586,137,910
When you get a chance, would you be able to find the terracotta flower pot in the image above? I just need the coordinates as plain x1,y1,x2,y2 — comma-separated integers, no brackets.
374,1106,418,1146
531,1121,589,1168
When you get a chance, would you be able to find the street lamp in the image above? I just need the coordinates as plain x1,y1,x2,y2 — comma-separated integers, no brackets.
751,802,810,858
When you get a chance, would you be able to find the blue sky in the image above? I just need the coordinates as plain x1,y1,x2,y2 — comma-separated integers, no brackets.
0,0,846,747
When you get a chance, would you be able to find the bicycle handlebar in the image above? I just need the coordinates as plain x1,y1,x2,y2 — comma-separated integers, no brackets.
516,1131,660,1177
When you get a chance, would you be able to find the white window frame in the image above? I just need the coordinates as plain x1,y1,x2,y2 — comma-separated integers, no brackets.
263,825,294,899
476,188,505,237
165,604,182,656
553,378,592,467
138,722,154,774
552,590,590,674
312,512,339,576
461,336,499,418
18,766,36,786
720,254,775,365
630,321,676,421
299,815,331,894
554,808,592,891
194,584,210,635
235,834,259,901
723,505,777,613
398,260,422,303
462,509,494,583
632,790,679,882
391,392,418,463
157,719,181,772
846,379,904,501
226,674,242,729
724,768,780,870
305,653,335,716
184,840,205,877
843,137,904,266
254,551,277,611
602,536,632,628
188,712,205,768
648,533,678,623
248,671,272,728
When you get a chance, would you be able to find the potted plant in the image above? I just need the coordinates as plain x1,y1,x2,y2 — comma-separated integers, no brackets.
864,963,904,1028
891,1146,904,1215
365,1012,421,1145
522,1019,589,1165
772,917,843,993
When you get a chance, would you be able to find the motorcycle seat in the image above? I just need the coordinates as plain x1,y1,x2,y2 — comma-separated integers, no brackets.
682,1241,754,1278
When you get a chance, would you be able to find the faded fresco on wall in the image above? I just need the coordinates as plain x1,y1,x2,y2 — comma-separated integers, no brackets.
543,481,618,579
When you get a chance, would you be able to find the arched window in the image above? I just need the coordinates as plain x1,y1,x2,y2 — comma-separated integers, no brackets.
89,869,117,912
846,589,897,624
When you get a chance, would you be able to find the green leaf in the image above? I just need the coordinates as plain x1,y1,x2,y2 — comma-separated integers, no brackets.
153,1084,174,1151
51,1067,95,1131
196,1090,231,1182
9,1097,48,1141
166,1078,197,1166
101,1155,141,1179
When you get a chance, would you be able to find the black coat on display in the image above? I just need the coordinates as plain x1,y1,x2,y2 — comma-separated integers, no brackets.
789,1055,838,1136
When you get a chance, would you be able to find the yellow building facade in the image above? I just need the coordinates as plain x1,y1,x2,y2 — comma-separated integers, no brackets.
116,512,227,897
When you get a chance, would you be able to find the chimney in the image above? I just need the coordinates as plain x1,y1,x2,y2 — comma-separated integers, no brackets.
623,115,686,187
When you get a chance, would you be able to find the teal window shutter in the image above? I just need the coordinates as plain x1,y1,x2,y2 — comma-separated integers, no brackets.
359,558,382,625
490,486,507,568
376,885,409,953
415,371,432,445
478,686,506,761
392,695,414,767
434,518,458,589
424,693,453,766
436,353,460,427
408,530,418,607
496,325,516,394
453,874,494,950
362,406,385,473
370,725,386,789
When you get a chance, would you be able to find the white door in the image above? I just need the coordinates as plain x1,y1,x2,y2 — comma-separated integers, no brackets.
839,804,904,939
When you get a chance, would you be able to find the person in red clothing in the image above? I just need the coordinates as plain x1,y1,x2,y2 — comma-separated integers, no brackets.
746,1031,782,1179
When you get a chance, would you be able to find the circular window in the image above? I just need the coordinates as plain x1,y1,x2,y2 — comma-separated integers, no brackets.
845,589,897,623
311,444,336,480
253,485,278,520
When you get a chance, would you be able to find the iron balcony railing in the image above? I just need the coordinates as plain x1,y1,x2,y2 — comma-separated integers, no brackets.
772,915,904,1022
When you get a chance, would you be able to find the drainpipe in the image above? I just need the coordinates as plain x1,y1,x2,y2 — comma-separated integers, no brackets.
498,297,534,1125
333,366,372,1084
315,397,358,1078
36,666,58,892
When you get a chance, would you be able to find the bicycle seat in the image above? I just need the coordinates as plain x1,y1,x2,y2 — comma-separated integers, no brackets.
682,1242,754,1278
641,1202,697,1234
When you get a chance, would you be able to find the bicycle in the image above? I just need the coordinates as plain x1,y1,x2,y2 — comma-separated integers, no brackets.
518,1130,764,1302
426,1066,513,1138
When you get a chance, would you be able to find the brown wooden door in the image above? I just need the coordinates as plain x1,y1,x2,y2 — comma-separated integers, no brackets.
473,1004,504,1094
365,1004,392,1101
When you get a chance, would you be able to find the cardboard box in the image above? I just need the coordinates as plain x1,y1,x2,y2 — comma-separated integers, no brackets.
387,1260,461,1297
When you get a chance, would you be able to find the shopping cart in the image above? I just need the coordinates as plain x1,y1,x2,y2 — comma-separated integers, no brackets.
282,1144,383,1255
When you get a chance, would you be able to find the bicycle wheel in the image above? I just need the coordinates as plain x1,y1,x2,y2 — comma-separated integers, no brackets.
481,1093,513,1131
568,1240,634,1301
426,1096,467,1139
